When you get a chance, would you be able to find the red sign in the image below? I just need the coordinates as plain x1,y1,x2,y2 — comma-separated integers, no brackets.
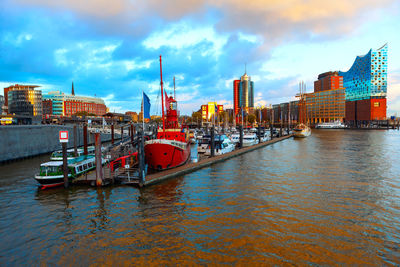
59,131,69,143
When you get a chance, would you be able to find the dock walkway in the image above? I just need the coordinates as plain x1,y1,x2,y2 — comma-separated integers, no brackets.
73,134,293,187
143,134,293,186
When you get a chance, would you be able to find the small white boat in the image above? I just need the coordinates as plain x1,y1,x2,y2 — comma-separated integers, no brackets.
293,123,311,138
315,121,346,129
205,135,235,156
261,131,270,142
242,133,259,147
198,135,211,154
230,133,240,144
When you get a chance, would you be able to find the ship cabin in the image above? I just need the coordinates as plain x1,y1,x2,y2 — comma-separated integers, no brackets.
156,128,189,143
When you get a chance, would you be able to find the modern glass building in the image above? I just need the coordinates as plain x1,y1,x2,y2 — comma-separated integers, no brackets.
43,91,65,115
339,44,387,101
43,90,107,117
233,72,254,123
0,95,4,114
5,85,42,117
339,44,387,122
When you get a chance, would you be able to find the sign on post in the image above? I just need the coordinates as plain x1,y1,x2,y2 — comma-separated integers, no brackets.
59,131,69,143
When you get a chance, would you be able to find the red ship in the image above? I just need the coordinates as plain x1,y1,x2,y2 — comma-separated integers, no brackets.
144,56,191,170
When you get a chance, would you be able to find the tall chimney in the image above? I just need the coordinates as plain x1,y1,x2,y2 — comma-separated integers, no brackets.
71,81,75,96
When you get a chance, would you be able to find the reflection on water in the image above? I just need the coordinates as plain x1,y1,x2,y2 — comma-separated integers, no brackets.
0,130,400,265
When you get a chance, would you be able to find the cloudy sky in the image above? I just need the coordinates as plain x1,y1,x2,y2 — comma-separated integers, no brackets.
1,0,400,115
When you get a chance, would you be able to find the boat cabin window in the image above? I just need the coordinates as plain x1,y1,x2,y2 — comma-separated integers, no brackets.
40,166,61,174
170,102,177,110
79,166,83,172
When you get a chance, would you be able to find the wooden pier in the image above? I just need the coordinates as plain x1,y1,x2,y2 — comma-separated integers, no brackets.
143,134,293,186
73,134,293,187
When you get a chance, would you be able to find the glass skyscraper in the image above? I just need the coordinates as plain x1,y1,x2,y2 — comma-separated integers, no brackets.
233,72,254,123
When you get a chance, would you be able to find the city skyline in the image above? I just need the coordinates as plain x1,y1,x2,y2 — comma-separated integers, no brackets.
1,0,400,115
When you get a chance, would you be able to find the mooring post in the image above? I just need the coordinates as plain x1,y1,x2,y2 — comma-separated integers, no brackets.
62,142,69,188
270,122,273,140
111,123,114,145
239,125,243,148
211,126,215,157
73,125,78,157
258,124,261,143
95,132,103,187
138,130,145,187
130,123,134,143
83,123,88,155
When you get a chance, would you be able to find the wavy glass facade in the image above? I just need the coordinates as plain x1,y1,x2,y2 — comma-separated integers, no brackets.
339,44,387,101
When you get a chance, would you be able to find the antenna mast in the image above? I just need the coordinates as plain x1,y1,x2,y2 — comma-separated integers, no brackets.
160,55,165,137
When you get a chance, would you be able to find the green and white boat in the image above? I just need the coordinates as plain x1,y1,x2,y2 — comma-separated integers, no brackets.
50,146,95,160
35,155,108,189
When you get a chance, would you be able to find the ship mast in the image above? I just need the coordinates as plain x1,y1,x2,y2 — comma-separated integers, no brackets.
160,55,166,137
173,76,176,99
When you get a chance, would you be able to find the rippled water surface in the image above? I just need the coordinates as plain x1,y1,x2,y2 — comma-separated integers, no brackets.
1,130,400,265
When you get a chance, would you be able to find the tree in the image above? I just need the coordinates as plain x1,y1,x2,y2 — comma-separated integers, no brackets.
191,111,202,123
248,114,256,124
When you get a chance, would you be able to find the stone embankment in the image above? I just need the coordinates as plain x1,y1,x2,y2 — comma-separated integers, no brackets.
0,125,118,163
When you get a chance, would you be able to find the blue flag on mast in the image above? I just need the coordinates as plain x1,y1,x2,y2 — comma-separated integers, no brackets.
143,92,151,119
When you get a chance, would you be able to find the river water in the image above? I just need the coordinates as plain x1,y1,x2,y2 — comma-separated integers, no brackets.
0,130,399,265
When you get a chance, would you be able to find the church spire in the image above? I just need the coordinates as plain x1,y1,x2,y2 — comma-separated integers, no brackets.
71,81,75,96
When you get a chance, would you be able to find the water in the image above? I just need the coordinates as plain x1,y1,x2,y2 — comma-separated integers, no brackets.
0,130,399,265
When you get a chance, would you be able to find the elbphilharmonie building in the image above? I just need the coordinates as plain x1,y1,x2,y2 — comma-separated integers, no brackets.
339,44,387,123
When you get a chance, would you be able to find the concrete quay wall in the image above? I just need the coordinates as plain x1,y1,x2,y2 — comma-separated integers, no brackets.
0,125,118,163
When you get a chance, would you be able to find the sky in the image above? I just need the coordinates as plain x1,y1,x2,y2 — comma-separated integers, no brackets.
1,0,400,116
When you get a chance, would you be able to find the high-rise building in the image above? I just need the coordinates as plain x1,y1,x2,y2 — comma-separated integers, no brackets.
233,71,254,123
339,44,387,123
4,84,42,116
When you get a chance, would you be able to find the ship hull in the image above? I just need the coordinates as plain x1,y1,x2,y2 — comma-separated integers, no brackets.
144,139,190,170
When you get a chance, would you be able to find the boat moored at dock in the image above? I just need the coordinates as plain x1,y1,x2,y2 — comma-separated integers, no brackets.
242,133,259,147
293,123,311,138
35,155,109,189
50,146,95,160
204,135,235,156
315,121,346,129
144,56,191,171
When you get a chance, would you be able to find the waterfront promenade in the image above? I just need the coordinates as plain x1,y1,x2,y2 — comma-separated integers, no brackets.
0,129,399,265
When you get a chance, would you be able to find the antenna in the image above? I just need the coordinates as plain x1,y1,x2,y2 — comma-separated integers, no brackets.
173,76,176,99
245,63,247,74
